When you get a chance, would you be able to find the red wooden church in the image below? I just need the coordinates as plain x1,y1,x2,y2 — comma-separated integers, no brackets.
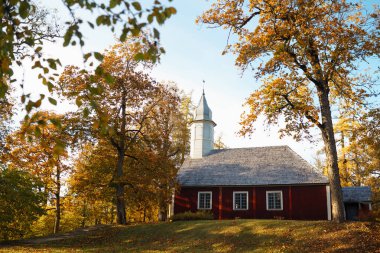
174,91,372,220
174,91,332,220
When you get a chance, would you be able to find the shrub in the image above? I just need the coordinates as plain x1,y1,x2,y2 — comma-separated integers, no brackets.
0,167,45,240
172,211,214,221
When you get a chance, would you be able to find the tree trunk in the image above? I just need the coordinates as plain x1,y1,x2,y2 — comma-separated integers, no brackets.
116,183,127,224
318,88,345,222
110,206,115,224
114,90,127,225
115,148,127,224
81,200,87,227
340,130,349,184
54,166,61,234
158,202,168,222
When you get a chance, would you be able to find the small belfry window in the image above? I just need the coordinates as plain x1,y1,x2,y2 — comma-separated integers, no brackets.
233,191,248,210
266,191,283,210
198,192,212,209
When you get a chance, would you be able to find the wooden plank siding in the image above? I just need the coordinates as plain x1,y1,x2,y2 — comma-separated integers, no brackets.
174,185,328,220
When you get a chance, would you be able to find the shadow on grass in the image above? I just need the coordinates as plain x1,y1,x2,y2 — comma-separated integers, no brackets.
1,220,379,253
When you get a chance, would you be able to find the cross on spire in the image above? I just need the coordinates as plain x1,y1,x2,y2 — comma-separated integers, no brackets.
202,80,205,95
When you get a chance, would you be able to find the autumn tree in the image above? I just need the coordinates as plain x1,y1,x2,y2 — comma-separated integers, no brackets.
141,85,190,221
59,38,178,224
66,84,190,224
214,133,228,149
199,0,379,222
334,103,368,186
68,142,116,226
3,111,72,233
347,108,380,216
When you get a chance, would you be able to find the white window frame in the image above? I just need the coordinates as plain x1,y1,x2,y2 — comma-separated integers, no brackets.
197,191,212,210
266,191,283,211
233,191,249,210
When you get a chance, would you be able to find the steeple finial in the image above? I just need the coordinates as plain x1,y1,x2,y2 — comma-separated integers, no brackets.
202,80,205,95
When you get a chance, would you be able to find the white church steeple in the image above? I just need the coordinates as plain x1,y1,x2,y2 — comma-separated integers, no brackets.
190,90,216,158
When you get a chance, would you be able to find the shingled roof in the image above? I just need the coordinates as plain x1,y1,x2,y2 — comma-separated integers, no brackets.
178,146,328,186
342,186,372,203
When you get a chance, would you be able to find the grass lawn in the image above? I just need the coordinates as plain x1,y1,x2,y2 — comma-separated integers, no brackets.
1,219,379,252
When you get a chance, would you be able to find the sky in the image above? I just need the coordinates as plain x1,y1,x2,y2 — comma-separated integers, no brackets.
17,0,380,164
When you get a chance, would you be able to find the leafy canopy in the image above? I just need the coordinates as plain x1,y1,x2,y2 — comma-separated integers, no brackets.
199,0,379,139
0,0,176,112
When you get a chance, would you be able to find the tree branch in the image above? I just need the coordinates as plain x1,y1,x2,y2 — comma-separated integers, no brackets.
239,11,261,28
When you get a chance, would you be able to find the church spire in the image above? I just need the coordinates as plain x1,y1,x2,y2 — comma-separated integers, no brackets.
194,91,213,121
190,90,216,159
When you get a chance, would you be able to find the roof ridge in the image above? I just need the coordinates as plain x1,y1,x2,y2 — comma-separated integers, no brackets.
211,145,290,151
343,186,371,189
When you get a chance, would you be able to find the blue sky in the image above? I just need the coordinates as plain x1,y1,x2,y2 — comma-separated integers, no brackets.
17,0,378,163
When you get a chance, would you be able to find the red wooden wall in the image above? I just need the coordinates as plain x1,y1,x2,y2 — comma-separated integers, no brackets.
174,185,328,220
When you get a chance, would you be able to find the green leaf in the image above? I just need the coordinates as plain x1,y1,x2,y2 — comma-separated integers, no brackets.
48,97,57,105
156,13,166,24
153,28,160,39
0,83,9,98
87,21,94,29
50,118,62,129
95,66,104,76
109,0,119,8
34,127,42,137
26,101,33,112
47,59,57,70
35,46,43,53
132,2,142,11
63,28,73,47
19,1,30,19
75,96,83,107
94,52,104,61
134,53,144,61
131,28,140,36
37,120,45,126
33,99,41,108
104,73,114,83
147,14,154,24
96,16,102,26
83,107,90,118
120,27,129,41
53,140,66,155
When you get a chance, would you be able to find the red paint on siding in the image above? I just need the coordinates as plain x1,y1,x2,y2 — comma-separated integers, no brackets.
252,187,257,219
289,186,292,219
174,185,328,220
218,187,222,220
291,185,327,220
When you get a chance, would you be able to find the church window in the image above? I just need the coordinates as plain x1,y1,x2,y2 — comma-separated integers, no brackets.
198,192,212,209
233,191,248,210
266,191,283,210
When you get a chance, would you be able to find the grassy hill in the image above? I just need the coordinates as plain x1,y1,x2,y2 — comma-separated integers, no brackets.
1,220,379,252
